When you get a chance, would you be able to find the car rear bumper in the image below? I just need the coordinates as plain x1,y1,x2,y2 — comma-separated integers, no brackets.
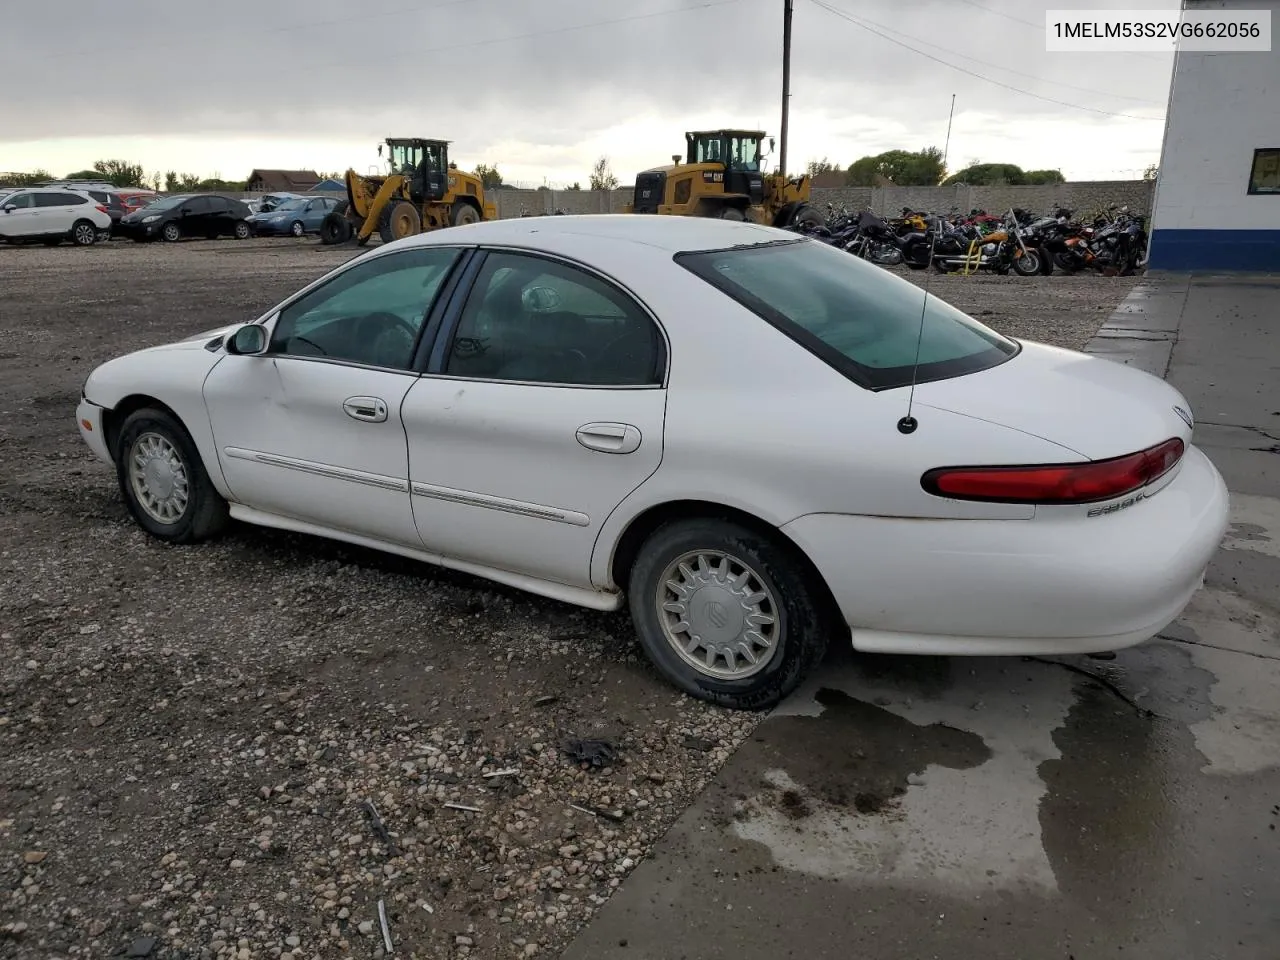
781,444,1229,655
76,398,113,465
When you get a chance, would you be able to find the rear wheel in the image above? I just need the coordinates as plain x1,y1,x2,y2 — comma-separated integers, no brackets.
451,202,480,226
233,221,251,240
627,517,835,710
115,407,229,544
71,220,98,246
378,200,422,244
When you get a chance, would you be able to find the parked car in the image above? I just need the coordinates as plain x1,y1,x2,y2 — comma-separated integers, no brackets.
248,195,342,237
78,188,130,238
254,192,303,214
118,190,159,214
0,187,112,245
117,194,253,242
74,216,1229,709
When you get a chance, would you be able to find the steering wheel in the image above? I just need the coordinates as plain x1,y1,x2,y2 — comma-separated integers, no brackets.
354,311,418,366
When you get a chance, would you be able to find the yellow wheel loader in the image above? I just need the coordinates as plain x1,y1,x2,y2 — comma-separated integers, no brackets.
623,129,824,231
319,138,498,246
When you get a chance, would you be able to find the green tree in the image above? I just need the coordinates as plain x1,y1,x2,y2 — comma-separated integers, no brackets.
568,182,582,191
92,159,145,187
1142,163,1158,181
845,147,945,186
164,171,178,192
176,173,202,190
5,170,53,186
942,162,1036,186
1024,169,1066,185
472,163,504,189
806,157,837,177
589,156,619,190
64,169,101,180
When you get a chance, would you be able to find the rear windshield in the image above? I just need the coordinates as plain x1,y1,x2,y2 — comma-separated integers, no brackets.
677,238,1019,390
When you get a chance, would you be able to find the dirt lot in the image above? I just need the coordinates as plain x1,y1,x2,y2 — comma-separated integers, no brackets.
0,237,1139,960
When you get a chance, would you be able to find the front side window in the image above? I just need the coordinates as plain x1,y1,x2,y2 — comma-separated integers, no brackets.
444,252,663,386
1248,148,1280,195
35,192,84,207
2,193,33,209
271,246,461,369
678,239,1018,390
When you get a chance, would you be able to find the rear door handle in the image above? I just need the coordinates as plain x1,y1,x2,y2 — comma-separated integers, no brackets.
576,422,642,454
343,396,388,422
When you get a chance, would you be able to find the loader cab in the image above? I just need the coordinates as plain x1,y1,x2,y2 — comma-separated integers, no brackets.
385,138,450,203
685,130,765,205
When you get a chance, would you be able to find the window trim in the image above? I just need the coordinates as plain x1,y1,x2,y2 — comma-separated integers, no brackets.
422,244,671,391
674,237,1020,392
257,245,470,374
1246,147,1280,196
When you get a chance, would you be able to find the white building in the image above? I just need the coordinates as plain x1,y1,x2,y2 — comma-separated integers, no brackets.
1149,0,1279,270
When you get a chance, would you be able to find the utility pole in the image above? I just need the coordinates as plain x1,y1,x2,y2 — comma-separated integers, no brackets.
780,0,793,178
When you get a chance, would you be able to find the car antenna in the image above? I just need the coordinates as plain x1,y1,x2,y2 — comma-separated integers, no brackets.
897,93,956,436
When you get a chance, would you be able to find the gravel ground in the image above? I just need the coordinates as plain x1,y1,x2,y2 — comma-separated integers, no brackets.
0,237,1139,960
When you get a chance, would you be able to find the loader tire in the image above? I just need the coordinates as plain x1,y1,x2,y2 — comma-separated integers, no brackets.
718,207,747,221
790,205,825,231
378,200,422,244
451,203,480,227
319,212,353,245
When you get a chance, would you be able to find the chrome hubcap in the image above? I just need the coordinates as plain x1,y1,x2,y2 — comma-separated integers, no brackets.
128,432,189,524
656,550,781,680
76,225,94,243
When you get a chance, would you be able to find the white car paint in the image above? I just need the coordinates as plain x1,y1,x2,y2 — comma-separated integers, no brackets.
1,188,111,241
76,215,1229,659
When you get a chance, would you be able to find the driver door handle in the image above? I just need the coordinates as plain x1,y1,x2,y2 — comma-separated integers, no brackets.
576,422,642,455
343,396,388,423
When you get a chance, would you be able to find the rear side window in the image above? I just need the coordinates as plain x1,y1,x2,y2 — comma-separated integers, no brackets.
677,239,1018,390
35,192,86,207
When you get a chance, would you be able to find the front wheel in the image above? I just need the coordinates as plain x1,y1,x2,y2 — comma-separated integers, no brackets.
162,222,182,242
1011,247,1041,276
627,518,835,710
290,220,305,237
115,408,229,544
233,221,252,240
790,205,825,231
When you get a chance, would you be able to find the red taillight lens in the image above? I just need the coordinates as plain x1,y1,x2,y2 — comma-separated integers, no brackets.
922,437,1185,504
96,204,109,214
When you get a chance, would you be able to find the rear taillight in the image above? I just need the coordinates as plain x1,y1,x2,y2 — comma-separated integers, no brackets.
95,204,109,214
921,437,1185,505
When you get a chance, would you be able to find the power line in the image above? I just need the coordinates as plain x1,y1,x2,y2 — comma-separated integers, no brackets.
820,4,1164,105
807,0,1163,121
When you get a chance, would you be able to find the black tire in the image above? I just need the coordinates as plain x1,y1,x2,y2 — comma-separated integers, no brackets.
902,241,931,269
71,220,98,246
718,207,747,221
319,211,353,245
451,202,480,226
378,200,422,244
1037,245,1054,275
790,205,825,231
233,220,251,240
627,517,835,710
1011,247,1041,276
114,407,229,544
161,222,182,243
290,220,304,237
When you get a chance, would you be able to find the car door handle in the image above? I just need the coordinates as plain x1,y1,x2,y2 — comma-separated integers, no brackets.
343,396,388,422
576,422,642,455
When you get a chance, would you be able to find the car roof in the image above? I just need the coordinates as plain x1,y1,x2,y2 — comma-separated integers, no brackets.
402,214,793,255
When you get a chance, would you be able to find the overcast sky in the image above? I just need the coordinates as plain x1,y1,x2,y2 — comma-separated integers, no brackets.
4,0,1179,186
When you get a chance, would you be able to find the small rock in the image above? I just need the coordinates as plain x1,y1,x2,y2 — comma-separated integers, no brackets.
455,935,474,946
22,851,48,864
89,715,107,728
493,888,510,902
79,623,101,635
906,772,927,787
357,920,375,936
229,860,246,869
284,934,301,948
89,919,108,937
8,921,28,936
126,936,157,957
23,660,37,670
524,945,539,957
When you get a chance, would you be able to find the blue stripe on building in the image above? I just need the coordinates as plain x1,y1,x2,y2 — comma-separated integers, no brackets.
1148,229,1280,272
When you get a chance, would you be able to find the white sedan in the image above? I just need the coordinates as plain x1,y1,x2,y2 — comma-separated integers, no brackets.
75,215,1229,709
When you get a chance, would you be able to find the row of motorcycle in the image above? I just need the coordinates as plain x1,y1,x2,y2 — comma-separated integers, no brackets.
790,203,1150,277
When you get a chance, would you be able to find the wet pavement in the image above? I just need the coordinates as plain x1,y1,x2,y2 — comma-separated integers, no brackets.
561,275,1280,960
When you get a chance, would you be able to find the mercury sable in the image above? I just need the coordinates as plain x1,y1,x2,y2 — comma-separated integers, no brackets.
75,215,1229,709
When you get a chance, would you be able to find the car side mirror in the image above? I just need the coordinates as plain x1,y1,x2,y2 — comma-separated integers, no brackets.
225,324,268,356
2,205,14,213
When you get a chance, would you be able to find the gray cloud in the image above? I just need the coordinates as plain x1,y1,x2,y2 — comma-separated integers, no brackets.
6,0,1176,176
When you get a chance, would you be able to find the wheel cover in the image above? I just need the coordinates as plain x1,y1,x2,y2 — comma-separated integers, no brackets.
75,224,95,244
656,550,781,680
128,432,189,524
291,221,303,236
164,224,179,240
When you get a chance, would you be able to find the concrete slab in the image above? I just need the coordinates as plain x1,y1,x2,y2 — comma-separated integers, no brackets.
561,276,1280,960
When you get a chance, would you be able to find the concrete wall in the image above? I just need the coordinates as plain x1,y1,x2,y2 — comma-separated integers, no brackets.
1149,0,1280,269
